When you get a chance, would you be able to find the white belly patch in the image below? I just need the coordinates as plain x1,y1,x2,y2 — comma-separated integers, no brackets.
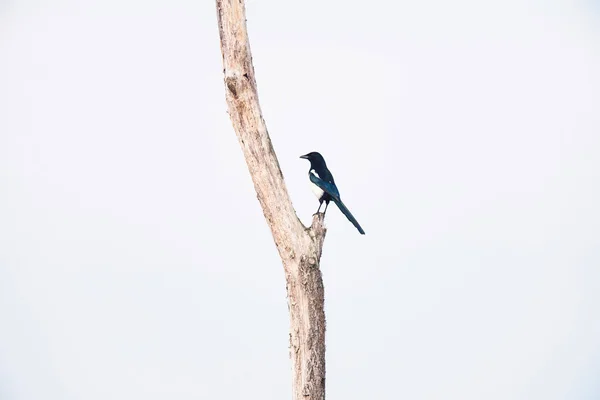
309,170,324,200
310,181,324,200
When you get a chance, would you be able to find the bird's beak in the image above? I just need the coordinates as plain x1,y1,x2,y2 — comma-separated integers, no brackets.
300,154,308,159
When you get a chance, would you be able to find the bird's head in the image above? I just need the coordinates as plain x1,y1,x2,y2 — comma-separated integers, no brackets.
300,152,326,168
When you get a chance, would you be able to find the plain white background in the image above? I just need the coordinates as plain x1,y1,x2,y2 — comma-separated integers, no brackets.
1,0,599,399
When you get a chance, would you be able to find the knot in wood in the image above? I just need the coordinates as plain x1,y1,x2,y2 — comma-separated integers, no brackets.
225,75,238,98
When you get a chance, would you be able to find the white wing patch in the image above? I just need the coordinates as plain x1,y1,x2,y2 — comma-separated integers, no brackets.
309,170,324,200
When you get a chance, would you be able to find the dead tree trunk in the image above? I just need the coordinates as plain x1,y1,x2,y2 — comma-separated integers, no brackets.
215,1,327,399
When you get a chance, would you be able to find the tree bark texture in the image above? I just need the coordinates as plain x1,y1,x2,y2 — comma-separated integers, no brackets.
215,1,327,399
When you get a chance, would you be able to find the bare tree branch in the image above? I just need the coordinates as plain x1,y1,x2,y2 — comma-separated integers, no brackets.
215,1,327,399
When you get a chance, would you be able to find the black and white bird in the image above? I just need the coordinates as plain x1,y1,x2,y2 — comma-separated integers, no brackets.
300,152,365,235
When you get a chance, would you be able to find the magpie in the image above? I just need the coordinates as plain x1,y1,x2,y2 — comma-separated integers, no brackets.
300,152,365,235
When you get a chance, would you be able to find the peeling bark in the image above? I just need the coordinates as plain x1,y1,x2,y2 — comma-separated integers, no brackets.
215,1,327,399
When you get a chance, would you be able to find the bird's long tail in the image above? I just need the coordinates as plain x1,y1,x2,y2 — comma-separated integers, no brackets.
332,198,365,234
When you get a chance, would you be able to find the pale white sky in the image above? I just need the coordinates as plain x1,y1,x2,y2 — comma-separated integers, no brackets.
1,1,599,399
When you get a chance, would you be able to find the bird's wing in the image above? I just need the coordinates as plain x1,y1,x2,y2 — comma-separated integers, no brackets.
309,173,340,200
